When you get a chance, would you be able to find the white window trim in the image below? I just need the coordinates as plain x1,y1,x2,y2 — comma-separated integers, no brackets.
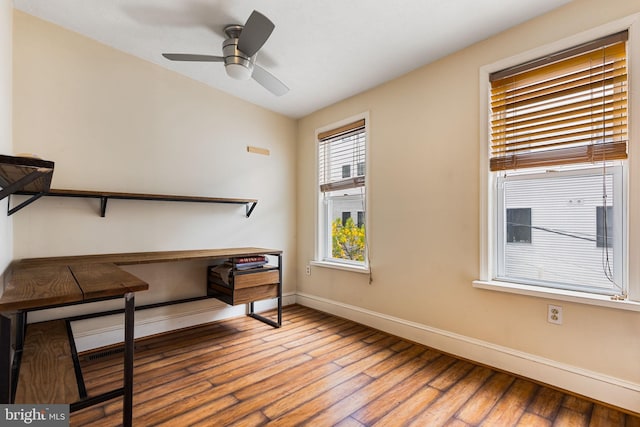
310,259,371,274
476,14,640,310
314,112,370,272
472,279,640,312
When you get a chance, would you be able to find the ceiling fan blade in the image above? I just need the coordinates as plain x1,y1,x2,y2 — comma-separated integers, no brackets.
162,53,224,62
252,64,289,96
237,11,274,57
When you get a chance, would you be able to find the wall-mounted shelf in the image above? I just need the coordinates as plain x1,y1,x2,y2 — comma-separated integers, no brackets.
14,189,259,218
1,155,257,217
0,154,55,215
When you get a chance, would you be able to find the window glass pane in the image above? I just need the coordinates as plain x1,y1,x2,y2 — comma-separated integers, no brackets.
326,192,366,262
498,169,620,294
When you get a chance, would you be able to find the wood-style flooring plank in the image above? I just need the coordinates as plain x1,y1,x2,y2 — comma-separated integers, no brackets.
265,374,373,426
478,378,539,426
303,347,431,426
455,371,515,425
70,305,640,427
262,348,395,420
589,404,628,427
351,355,457,425
408,365,494,426
525,385,565,420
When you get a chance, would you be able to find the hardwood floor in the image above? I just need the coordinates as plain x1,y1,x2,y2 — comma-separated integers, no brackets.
71,305,640,426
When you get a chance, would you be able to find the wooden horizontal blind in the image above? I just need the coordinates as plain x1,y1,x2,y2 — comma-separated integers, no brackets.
318,119,366,192
489,31,628,171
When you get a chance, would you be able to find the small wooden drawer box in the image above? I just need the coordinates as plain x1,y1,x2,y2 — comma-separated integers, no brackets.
208,266,279,306
234,270,279,289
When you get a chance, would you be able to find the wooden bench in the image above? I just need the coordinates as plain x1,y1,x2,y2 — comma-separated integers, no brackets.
0,262,148,427
15,320,80,404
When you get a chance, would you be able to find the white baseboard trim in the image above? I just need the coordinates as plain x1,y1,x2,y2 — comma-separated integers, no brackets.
295,292,640,414
71,293,296,353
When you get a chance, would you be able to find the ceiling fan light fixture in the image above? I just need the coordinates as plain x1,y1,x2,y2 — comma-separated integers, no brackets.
225,63,253,80
222,36,256,81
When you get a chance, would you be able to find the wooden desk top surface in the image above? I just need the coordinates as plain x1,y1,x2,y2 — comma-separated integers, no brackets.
15,247,282,267
0,264,83,311
0,263,148,311
0,248,280,311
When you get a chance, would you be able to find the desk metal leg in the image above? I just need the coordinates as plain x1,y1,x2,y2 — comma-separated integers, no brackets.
10,311,26,401
277,253,282,326
247,254,282,328
0,314,10,403
123,293,135,427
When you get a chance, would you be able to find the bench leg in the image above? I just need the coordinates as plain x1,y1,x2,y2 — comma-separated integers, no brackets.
0,314,10,403
123,293,135,427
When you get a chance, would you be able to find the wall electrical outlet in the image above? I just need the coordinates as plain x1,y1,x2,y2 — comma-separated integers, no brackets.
547,304,563,325
305,265,311,276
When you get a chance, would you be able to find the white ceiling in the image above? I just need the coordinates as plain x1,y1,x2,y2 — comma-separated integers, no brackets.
13,0,572,119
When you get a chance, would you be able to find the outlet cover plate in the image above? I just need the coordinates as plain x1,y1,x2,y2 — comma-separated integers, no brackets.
548,304,563,325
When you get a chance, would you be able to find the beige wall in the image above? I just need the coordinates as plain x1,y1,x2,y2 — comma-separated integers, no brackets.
297,0,640,410
0,0,12,276
12,11,297,324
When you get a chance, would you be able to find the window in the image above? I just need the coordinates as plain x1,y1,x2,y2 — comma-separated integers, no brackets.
357,211,365,228
317,118,367,267
341,211,351,226
506,208,531,244
485,31,628,297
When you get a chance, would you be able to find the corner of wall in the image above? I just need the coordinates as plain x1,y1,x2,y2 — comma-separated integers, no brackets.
0,0,13,278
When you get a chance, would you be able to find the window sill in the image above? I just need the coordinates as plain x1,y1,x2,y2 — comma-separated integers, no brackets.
473,280,640,312
310,260,370,274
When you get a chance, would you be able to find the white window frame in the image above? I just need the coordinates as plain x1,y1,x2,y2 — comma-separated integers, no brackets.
312,112,370,273
474,14,640,311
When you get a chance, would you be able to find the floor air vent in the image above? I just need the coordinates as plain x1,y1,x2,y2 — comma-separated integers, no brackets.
85,347,124,361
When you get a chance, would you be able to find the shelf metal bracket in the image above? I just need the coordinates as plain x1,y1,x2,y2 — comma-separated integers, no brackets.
100,197,108,218
7,192,47,216
3,168,53,216
246,201,257,218
0,156,54,216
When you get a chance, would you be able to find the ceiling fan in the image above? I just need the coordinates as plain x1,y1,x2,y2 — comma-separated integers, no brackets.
162,10,289,96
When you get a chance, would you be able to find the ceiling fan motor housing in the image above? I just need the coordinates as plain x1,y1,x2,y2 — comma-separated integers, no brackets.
223,25,256,80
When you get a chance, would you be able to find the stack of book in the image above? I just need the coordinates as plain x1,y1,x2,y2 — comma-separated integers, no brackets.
233,255,268,270
208,255,269,287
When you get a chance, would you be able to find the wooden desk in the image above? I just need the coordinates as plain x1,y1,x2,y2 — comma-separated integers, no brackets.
0,247,282,427
0,262,148,427
15,247,284,327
